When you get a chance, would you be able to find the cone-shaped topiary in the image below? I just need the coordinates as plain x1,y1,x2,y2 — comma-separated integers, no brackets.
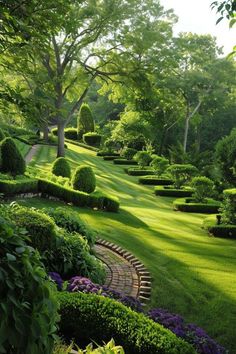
77,103,95,139
72,165,96,193
52,157,71,178
0,137,26,176
0,128,5,142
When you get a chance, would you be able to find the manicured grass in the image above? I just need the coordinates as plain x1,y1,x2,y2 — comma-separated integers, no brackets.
14,138,31,157
23,143,236,352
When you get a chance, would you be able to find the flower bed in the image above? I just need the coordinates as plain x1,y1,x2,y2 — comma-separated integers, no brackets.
173,198,221,213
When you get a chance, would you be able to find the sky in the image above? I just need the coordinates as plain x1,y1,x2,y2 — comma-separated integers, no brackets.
162,0,236,55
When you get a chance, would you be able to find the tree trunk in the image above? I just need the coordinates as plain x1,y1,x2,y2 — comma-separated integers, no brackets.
183,116,190,153
42,122,49,142
57,122,65,157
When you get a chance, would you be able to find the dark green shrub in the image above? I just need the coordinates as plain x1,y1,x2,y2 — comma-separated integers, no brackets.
155,186,194,197
221,188,236,224
52,157,71,178
113,159,137,165
72,165,96,194
97,151,120,157
134,151,152,168
103,156,118,161
0,177,38,195
203,215,236,238
127,136,146,151
139,176,173,185
191,176,214,202
126,168,154,176
57,292,195,354
0,127,5,141
0,137,26,176
121,148,137,160
64,138,98,151
64,127,78,140
0,216,58,354
51,128,58,136
173,198,221,213
150,156,169,176
167,164,198,189
83,132,102,147
89,192,120,212
78,103,95,139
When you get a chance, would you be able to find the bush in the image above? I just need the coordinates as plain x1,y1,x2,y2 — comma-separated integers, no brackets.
0,137,26,176
0,177,38,195
167,164,198,189
134,151,152,168
83,132,102,147
0,216,58,354
113,159,137,165
139,176,173,185
52,157,71,178
72,165,96,193
57,292,195,354
103,156,118,161
64,127,78,140
78,103,95,139
97,151,120,157
0,127,5,141
221,188,236,224
127,136,146,151
121,148,137,160
51,128,58,136
126,168,154,176
150,156,169,176
173,198,221,213
155,186,194,197
53,339,124,354
203,215,236,238
191,176,214,202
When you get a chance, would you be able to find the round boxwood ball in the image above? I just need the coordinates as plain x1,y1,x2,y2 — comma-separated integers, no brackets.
52,157,71,178
72,165,96,193
0,137,26,176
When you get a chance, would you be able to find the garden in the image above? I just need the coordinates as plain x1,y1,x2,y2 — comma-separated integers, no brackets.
0,1,236,354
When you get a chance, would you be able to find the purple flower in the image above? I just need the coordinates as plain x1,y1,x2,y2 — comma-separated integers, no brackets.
48,272,63,290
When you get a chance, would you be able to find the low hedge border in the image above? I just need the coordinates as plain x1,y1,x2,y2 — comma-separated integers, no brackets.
0,178,38,196
155,186,194,197
97,152,120,157
103,156,119,161
113,159,138,165
57,292,195,354
125,168,155,176
139,176,173,185
203,216,236,238
65,139,99,152
173,198,221,213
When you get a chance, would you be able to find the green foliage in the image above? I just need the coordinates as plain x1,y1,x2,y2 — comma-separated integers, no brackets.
0,128,5,141
72,165,96,194
64,128,78,140
0,216,58,354
155,186,194,197
173,197,221,213
121,147,137,160
57,292,195,354
0,137,26,176
134,151,152,168
113,159,137,165
78,104,95,139
0,177,38,195
167,164,198,189
83,132,102,147
150,156,169,176
53,339,124,354
139,176,173,185
126,168,154,176
52,157,71,178
191,176,215,202
221,188,236,224
97,151,120,157
215,128,236,185
203,215,236,238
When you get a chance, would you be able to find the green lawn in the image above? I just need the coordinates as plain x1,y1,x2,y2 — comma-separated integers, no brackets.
21,143,236,352
14,139,31,157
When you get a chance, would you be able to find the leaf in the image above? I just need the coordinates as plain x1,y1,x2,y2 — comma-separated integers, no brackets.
6,253,16,261
15,246,25,254
229,18,236,27
216,16,224,24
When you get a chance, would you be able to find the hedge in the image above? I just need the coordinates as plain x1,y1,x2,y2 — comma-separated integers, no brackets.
57,292,195,354
113,159,138,165
97,151,120,157
103,156,119,161
154,186,194,197
173,198,221,213
203,215,236,238
139,176,173,185
65,139,98,152
83,132,102,147
0,178,38,196
126,168,155,176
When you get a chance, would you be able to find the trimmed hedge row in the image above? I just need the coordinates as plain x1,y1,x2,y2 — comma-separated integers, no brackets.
126,168,155,176
139,176,173,185
97,151,120,157
0,178,38,196
155,186,194,197
57,292,195,354
173,198,221,213
113,159,138,165
203,216,236,238
38,179,119,212
103,156,119,161
65,139,98,152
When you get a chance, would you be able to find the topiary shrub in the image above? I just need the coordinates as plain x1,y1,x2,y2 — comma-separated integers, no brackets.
57,292,195,354
0,216,58,354
167,164,198,189
83,132,102,147
173,197,221,213
51,157,71,178
134,151,152,169
78,103,95,139
221,188,236,224
64,127,78,140
191,176,214,203
150,156,169,176
113,159,137,165
72,165,96,193
0,137,26,176
121,147,137,160
203,215,236,238
126,168,154,176
139,176,173,185
155,186,194,197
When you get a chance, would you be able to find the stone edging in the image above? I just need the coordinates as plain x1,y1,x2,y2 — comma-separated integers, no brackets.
96,238,152,305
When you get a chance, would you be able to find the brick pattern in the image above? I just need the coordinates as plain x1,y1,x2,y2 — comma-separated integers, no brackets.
95,239,152,305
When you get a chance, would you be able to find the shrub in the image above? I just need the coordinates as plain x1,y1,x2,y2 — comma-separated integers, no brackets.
191,176,214,202
0,177,38,195
113,159,138,165
53,339,125,354
57,292,195,354
126,168,154,176
221,188,236,224
155,186,194,197
167,164,198,189
139,176,173,185
97,151,120,157
127,136,146,150
203,215,236,238
78,103,95,139
0,137,26,176
72,165,96,193
173,198,221,213
52,157,71,178
121,148,137,160
134,151,152,169
0,127,5,141
51,128,58,136
0,216,58,354
83,132,102,147
150,156,169,176
103,156,118,161
64,127,78,140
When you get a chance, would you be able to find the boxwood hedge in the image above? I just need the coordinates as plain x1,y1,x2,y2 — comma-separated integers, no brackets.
139,176,173,185
155,186,194,197
113,159,138,165
57,292,195,354
126,168,155,176
203,215,236,238
173,198,221,213
97,151,120,157
0,178,38,196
